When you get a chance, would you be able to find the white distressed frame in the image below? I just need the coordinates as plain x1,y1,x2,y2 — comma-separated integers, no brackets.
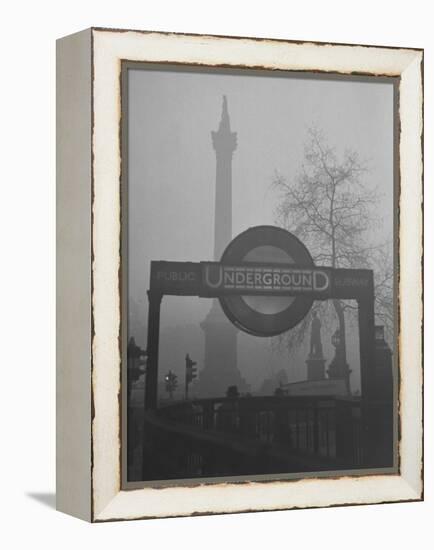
58,28,423,522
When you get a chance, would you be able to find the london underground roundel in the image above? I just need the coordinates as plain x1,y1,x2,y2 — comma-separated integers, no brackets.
219,226,314,336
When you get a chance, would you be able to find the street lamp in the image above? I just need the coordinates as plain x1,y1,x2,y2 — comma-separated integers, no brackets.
375,325,385,342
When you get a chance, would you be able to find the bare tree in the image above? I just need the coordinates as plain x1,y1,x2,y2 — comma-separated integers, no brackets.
369,242,394,343
272,127,392,362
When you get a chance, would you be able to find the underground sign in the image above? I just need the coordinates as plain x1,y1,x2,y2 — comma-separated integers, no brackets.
218,225,315,337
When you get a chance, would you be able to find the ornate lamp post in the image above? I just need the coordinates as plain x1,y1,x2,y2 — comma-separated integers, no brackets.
375,325,385,343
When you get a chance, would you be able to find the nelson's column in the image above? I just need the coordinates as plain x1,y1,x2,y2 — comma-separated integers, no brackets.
198,96,247,397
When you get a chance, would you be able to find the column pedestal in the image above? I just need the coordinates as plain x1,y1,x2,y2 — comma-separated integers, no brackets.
198,300,247,397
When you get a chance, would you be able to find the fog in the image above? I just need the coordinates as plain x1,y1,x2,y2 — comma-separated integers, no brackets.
127,65,394,395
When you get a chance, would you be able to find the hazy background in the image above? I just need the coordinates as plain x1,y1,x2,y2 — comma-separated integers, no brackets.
127,66,394,396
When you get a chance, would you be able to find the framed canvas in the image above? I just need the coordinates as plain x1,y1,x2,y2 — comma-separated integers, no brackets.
56,27,423,522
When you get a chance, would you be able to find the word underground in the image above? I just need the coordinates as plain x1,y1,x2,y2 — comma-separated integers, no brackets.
204,265,330,294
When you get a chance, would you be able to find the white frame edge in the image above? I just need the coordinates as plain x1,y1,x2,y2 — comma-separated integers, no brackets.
90,29,423,522
56,28,93,522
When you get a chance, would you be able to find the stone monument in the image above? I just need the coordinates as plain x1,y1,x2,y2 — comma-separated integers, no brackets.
306,311,326,381
198,96,247,397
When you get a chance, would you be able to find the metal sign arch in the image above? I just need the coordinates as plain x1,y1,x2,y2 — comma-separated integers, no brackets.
144,226,375,411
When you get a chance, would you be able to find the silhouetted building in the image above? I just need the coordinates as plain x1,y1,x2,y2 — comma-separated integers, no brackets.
198,97,247,397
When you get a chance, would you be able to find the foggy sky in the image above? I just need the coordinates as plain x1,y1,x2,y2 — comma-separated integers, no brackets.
127,66,394,393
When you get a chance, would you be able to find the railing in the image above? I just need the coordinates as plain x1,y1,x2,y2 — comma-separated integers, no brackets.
128,395,393,482
158,395,361,462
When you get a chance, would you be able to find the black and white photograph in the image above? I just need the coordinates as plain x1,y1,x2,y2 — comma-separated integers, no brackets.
2,0,427,539
123,63,397,485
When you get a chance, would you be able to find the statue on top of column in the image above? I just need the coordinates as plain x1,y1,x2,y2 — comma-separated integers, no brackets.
310,311,323,358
